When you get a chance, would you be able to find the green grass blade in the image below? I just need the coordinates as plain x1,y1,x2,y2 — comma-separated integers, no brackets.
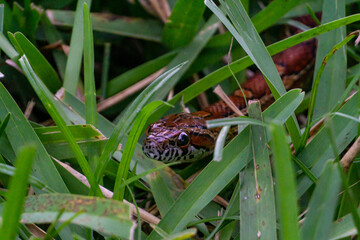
146,168,177,217
147,128,252,240
113,162,179,194
13,32,62,93
162,0,205,49
0,113,10,138
240,100,275,240
0,33,17,60
34,124,105,144
206,0,302,149
329,208,360,240
0,163,54,193
297,93,358,196
56,89,185,201
18,55,102,197
95,63,184,181
299,32,356,151
21,194,135,239
313,0,346,119
47,9,162,42
146,87,306,239
113,100,164,201
207,89,304,129
63,0,91,94
150,14,360,126
104,51,176,97
0,83,68,193
83,3,99,173
100,42,111,99
251,0,301,32
301,161,342,240
147,14,218,104
212,125,230,161
0,146,36,240
82,3,97,128
269,123,300,240
0,4,4,34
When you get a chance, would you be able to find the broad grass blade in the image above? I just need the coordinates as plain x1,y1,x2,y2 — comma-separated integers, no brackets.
240,101,275,240
0,146,36,240
13,32,62,93
21,194,135,239
269,123,300,240
313,0,346,119
0,83,68,193
162,0,205,49
19,55,102,196
301,161,342,240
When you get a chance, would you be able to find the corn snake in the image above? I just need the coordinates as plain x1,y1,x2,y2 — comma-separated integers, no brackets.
142,16,318,162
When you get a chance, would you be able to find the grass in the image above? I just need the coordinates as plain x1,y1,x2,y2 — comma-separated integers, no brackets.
0,0,360,239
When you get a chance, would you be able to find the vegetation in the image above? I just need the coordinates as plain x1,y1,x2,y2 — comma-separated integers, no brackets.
0,0,359,239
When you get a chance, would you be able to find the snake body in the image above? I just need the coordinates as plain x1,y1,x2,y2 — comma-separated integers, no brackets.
143,17,317,162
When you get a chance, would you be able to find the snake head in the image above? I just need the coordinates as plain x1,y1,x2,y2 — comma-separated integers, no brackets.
142,113,216,162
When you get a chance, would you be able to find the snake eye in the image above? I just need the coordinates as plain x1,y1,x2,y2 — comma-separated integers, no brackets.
146,125,152,136
177,132,190,148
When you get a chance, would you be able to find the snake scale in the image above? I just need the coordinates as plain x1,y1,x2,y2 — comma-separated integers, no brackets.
142,15,318,162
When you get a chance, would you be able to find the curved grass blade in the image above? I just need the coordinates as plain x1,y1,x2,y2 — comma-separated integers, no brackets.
240,101,276,240
113,100,165,201
207,89,304,129
18,55,102,197
150,14,360,125
205,183,240,240
13,32,62,93
63,0,91,94
313,0,346,119
146,87,306,239
0,83,68,193
56,88,186,200
147,128,252,240
207,117,266,129
147,14,219,105
301,161,342,240
0,33,18,60
269,123,300,240
299,32,357,151
94,63,184,181
0,146,36,240
21,194,135,239
104,51,176,97
212,125,230,162
205,0,301,149
297,93,358,197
